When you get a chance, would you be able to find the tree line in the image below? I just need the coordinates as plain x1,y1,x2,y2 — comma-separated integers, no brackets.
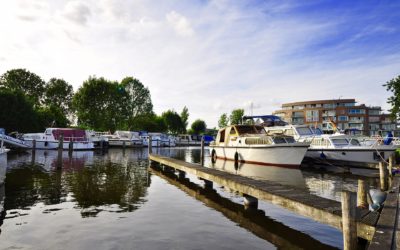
0,68,207,134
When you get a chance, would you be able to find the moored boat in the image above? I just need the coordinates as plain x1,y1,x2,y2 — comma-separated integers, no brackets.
22,128,94,150
209,124,310,167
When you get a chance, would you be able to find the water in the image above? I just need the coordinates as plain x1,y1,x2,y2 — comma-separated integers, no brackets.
0,148,379,249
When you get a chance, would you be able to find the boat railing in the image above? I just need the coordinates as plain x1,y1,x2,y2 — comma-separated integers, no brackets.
62,136,89,142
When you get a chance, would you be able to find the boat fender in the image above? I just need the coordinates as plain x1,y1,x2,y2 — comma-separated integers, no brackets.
44,141,48,147
383,132,393,145
234,152,239,162
211,149,217,163
320,151,326,159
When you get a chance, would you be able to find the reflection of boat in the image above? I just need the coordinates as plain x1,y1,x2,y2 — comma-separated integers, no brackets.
22,128,94,150
209,125,309,167
210,159,307,188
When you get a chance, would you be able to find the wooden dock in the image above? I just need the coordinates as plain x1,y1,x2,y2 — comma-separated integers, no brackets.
149,153,400,249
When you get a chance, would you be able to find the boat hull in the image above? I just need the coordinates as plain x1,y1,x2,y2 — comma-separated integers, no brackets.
209,145,309,168
305,148,396,168
0,149,8,185
23,140,94,150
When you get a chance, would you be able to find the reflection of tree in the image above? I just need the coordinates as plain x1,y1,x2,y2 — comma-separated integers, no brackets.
65,160,149,217
5,165,65,209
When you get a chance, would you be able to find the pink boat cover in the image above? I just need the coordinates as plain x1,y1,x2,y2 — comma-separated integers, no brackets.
52,129,87,142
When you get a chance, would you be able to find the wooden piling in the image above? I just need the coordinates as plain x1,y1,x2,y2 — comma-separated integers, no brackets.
178,170,186,179
123,140,126,149
57,134,63,169
68,140,73,156
200,137,205,166
31,139,36,164
32,139,36,150
341,191,357,250
148,136,152,155
388,154,394,177
357,179,368,209
379,162,388,191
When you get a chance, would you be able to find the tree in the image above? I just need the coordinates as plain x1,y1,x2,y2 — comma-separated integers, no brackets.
36,105,70,129
129,114,167,132
218,113,229,128
191,119,206,134
120,77,153,117
0,89,40,133
229,109,244,125
384,75,400,119
180,106,189,132
44,78,74,114
162,110,184,134
0,68,45,106
73,76,130,131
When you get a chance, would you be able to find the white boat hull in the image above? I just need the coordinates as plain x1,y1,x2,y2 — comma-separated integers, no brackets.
210,145,308,167
23,140,94,150
305,148,395,167
0,149,8,185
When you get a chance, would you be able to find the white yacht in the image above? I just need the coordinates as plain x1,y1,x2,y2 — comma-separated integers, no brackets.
209,125,310,167
244,115,397,168
103,131,143,147
0,139,9,185
175,134,202,146
22,128,94,150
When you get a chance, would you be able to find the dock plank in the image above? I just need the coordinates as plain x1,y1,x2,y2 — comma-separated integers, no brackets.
149,154,376,240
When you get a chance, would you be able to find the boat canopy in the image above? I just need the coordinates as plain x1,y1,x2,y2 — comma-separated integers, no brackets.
51,129,87,141
242,115,287,127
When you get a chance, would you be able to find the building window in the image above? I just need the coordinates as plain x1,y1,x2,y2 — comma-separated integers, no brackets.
323,103,336,108
344,103,355,107
338,116,348,121
369,110,380,115
293,105,304,110
306,110,319,122
348,109,365,114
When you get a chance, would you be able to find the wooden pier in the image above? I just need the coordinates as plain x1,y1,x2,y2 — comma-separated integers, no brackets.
149,153,400,249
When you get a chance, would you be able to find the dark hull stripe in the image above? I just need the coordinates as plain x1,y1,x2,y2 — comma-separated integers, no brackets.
216,156,300,169
210,145,309,149
307,149,395,152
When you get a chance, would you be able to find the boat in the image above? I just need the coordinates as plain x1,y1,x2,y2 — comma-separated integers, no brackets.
209,124,310,167
102,131,143,147
22,128,94,150
0,137,9,185
175,134,202,146
243,115,397,168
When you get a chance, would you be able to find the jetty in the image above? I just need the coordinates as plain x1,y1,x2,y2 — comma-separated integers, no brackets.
148,148,400,249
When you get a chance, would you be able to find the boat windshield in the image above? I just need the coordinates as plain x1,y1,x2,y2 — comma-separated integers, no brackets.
235,125,265,135
331,138,349,146
296,127,314,136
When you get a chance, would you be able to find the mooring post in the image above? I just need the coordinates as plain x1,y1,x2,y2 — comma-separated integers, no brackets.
379,161,388,191
57,134,63,169
388,154,394,177
243,194,258,210
200,137,205,166
68,140,73,156
123,140,126,150
32,139,36,150
341,191,357,250
178,170,186,179
148,136,152,155
357,179,368,209
31,139,36,164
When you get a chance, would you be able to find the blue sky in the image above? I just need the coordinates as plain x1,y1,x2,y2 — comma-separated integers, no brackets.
0,0,399,128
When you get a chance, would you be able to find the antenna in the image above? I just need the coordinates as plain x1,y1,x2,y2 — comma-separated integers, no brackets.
250,102,253,116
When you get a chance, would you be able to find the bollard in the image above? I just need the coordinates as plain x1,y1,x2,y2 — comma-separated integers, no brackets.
357,179,368,209
200,137,205,166
379,162,388,191
243,194,258,210
341,191,357,250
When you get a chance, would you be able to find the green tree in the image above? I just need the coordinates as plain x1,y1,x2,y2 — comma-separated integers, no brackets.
218,113,229,128
44,78,74,114
180,106,189,132
129,114,167,132
0,68,45,106
384,75,400,119
191,119,206,134
162,110,184,134
37,105,70,129
73,76,130,131
120,77,153,117
229,109,244,125
0,89,40,133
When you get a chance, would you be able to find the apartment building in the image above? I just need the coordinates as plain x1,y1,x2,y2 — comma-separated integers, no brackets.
273,99,398,136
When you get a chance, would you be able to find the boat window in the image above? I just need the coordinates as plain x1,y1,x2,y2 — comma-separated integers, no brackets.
229,128,237,135
284,129,295,136
255,126,266,134
331,138,349,146
311,138,331,147
219,129,225,143
272,137,295,144
349,139,360,146
235,126,258,135
296,127,314,136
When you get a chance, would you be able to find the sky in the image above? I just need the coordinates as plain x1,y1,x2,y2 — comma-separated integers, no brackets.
1,0,399,128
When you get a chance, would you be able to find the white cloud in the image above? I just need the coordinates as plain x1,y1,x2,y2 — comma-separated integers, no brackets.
62,1,91,25
166,11,194,37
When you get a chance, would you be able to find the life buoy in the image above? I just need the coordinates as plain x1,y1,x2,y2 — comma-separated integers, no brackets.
211,149,217,163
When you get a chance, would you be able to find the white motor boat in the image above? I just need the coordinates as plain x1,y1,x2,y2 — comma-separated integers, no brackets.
209,125,310,167
0,139,9,185
246,115,397,168
175,134,202,146
103,131,143,148
22,128,94,150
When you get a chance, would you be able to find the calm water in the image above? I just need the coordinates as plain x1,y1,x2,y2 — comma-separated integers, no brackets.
0,148,379,249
